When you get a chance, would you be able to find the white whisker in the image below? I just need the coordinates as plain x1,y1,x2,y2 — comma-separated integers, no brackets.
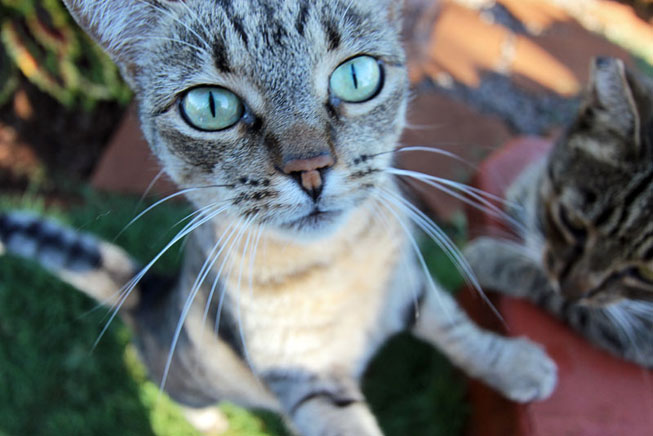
394,146,477,170
390,167,522,213
212,217,255,338
199,220,242,330
136,0,213,54
93,204,228,349
173,0,214,41
133,169,166,213
169,202,227,233
366,199,421,320
234,215,260,371
394,168,517,211
388,167,526,234
114,185,230,240
159,217,246,395
248,224,265,297
379,187,505,324
373,194,450,322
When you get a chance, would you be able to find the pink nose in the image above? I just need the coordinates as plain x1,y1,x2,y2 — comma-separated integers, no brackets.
282,154,335,200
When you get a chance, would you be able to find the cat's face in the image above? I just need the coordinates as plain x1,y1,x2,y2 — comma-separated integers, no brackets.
539,57,653,305
64,0,408,236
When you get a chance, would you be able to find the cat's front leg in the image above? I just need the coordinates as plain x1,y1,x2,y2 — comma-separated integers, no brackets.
263,370,383,436
464,236,551,298
411,283,557,402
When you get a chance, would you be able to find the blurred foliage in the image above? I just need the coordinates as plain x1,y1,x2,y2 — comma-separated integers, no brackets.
636,55,653,78
421,212,468,292
0,0,130,109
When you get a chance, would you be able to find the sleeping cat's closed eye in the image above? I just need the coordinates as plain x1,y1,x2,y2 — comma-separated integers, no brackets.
557,205,587,242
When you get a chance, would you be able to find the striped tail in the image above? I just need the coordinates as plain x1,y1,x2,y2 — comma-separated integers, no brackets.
0,211,141,310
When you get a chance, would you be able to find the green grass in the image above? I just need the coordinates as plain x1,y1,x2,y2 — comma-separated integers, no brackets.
635,56,653,79
0,188,468,436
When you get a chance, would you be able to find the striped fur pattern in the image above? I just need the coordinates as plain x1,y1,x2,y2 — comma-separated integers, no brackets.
0,212,140,310
465,57,653,367
3,1,558,434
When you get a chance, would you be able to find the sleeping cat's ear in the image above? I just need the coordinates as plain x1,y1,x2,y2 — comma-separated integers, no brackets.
61,0,170,87
583,57,641,149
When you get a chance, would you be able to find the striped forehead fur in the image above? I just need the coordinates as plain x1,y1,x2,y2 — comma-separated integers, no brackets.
65,0,405,111
142,1,403,107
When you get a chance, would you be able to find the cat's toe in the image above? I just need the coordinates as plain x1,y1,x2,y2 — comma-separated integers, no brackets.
484,337,557,403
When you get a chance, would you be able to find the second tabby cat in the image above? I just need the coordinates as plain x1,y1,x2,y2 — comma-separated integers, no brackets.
465,57,653,367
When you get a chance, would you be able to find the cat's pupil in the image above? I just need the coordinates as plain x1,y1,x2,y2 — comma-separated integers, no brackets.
208,92,216,118
351,64,358,89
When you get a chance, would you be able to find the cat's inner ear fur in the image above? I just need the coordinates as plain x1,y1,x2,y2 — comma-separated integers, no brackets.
61,0,170,86
584,57,641,149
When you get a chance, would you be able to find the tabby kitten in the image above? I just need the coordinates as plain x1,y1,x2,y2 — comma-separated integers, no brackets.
0,1,556,434
465,57,653,367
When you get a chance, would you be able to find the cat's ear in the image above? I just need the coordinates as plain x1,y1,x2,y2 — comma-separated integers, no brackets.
584,57,641,148
61,0,170,86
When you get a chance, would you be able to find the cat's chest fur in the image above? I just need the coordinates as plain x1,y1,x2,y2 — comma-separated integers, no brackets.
183,203,409,373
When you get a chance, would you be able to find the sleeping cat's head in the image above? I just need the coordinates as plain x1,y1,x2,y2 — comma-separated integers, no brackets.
539,57,653,305
63,0,408,236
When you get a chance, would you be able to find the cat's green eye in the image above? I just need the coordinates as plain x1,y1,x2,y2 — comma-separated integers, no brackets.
635,265,653,283
330,55,382,103
180,87,243,131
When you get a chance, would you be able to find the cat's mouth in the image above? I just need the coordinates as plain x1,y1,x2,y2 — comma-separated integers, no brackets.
284,208,342,231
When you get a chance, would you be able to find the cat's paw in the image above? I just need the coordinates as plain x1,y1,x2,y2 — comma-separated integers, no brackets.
463,237,503,283
482,336,557,403
463,237,496,263
464,237,543,298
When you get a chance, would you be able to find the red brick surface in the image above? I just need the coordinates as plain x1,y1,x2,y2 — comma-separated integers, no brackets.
91,106,175,195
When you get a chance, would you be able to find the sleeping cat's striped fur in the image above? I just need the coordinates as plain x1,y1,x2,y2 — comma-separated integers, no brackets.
465,57,653,368
2,1,556,434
